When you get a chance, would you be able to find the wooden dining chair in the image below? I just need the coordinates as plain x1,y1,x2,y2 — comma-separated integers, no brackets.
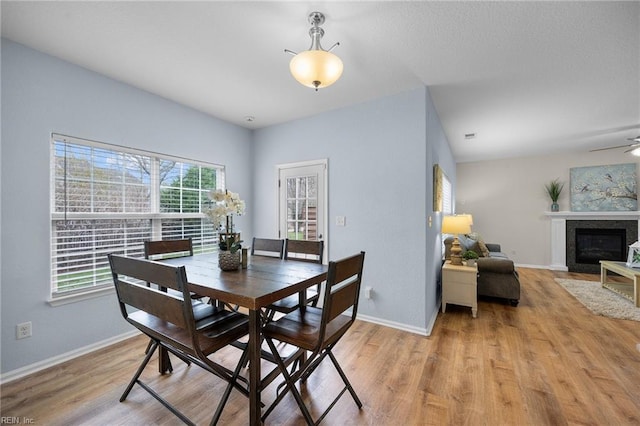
250,237,285,258
108,254,250,426
267,239,324,317
261,251,366,425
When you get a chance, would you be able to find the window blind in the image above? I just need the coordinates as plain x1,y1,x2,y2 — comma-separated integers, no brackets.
442,173,453,215
51,134,222,297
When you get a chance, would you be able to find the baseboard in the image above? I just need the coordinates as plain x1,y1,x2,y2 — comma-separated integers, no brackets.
514,263,550,270
356,313,433,337
0,330,140,385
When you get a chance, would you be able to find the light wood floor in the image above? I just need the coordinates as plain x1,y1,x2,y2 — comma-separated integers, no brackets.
2,268,640,425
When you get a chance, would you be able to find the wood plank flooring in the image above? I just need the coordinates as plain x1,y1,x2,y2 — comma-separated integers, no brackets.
2,267,640,425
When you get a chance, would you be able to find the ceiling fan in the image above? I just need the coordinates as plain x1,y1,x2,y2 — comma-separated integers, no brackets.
590,136,640,154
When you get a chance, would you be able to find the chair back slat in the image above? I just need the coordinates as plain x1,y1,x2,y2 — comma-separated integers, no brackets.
109,254,183,292
327,281,359,322
251,237,284,258
322,252,365,328
116,279,187,328
285,239,324,263
145,238,193,259
109,255,191,328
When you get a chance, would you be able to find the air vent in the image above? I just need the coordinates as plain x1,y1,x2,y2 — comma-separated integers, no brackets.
464,133,476,140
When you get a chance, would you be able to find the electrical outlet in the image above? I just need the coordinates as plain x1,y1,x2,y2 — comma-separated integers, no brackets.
364,286,372,299
17,321,32,339
336,216,346,226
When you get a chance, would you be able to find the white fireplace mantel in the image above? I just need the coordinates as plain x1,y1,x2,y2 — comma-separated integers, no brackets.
545,211,640,271
544,211,640,220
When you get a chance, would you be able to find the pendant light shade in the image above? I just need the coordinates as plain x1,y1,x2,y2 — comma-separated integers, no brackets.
289,50,343,90
286,12,343,91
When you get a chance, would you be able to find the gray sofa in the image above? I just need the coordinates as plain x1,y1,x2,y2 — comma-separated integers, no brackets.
444,236,520,306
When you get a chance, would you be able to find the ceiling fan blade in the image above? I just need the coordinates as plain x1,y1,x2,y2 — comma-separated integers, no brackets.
589,143,636,152
627,136,640,142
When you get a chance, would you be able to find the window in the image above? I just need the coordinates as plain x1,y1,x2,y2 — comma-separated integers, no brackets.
50,134,222,299
442,173,453,215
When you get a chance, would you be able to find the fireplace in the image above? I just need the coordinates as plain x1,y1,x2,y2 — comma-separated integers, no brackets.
566,220,638,273
575,228,625,264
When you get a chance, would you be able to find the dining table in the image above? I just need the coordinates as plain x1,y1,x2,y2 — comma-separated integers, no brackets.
160,252,328,425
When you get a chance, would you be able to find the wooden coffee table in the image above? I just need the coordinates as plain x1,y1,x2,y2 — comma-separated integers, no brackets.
599,260,640,307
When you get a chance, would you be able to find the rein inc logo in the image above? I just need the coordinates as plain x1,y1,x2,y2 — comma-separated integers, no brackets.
1,418,34,424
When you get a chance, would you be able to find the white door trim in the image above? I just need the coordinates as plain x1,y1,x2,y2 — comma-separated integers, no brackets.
276,159,329,262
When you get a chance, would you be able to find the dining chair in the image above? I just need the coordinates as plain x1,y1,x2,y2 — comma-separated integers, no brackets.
108,254,250,426
250,237,285,258
261,251,366,425
267,239,324,317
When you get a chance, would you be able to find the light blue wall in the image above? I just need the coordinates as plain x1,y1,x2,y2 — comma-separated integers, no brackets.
253,87,455,330
425,90,457,320
0,39,253,374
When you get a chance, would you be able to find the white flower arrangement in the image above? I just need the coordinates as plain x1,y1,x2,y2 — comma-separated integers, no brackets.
205,189,245,231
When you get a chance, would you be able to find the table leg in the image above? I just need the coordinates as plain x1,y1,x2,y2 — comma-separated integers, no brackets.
634,276,639,307
249,309,261,425
159,347,172,374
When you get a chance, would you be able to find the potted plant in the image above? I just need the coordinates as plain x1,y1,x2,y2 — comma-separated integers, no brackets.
462,250,479,267
205,189,246,270
218,234,243,271
544,178,564,212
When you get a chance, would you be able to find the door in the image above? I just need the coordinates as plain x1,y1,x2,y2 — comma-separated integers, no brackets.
278,160,327,260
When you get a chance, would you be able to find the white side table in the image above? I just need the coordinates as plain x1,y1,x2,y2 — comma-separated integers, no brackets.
442,261,478,318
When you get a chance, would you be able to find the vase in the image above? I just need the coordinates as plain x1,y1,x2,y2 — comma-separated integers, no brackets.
465,259,477,267
551,202,559,212
218,250,241,271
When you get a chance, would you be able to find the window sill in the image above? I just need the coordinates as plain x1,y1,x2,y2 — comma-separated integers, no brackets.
47,286,115,307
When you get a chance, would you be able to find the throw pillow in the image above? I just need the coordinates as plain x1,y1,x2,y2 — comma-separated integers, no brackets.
476,239,491,257
458,234,476,251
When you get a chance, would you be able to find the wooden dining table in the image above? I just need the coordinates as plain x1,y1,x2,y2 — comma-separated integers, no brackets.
161,253,328,425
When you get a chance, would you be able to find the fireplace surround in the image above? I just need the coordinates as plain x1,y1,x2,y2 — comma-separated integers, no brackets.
546,211,640,272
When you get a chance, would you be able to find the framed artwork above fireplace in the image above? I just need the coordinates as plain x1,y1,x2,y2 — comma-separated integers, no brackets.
570,163,637,212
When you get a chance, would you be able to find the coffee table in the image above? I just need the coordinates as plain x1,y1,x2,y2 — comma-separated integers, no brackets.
599,260,640,307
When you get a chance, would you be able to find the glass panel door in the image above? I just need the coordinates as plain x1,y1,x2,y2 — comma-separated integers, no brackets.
278,161,327,257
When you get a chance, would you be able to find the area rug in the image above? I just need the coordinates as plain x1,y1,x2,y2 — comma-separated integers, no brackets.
554,278,640,322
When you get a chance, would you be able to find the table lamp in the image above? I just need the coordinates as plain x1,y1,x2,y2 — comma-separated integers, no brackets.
442,215,472,265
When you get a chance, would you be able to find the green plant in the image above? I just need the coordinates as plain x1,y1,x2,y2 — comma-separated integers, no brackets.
219,235,243,253
545,178,564,202
462,250,479,260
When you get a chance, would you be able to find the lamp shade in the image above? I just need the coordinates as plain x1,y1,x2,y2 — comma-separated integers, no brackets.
459,214,474,226
290,49,343,89
441,215,472,235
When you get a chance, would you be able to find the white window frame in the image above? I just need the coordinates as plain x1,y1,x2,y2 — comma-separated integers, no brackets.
49,133,223,305
442,173,453,215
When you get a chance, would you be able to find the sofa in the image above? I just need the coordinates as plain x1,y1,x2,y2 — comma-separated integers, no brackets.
444,235,520,306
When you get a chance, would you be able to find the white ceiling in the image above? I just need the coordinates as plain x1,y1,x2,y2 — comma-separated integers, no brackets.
2,1,639,162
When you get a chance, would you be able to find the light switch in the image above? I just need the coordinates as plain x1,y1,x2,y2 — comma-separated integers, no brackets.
336,216,346,226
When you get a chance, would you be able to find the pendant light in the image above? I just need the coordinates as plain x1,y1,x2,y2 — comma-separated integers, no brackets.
285,12,343,91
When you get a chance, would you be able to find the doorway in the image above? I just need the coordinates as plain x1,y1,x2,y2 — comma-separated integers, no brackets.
277,160,327,261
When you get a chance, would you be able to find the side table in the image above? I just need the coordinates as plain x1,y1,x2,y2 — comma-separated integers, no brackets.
442,260,478,318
